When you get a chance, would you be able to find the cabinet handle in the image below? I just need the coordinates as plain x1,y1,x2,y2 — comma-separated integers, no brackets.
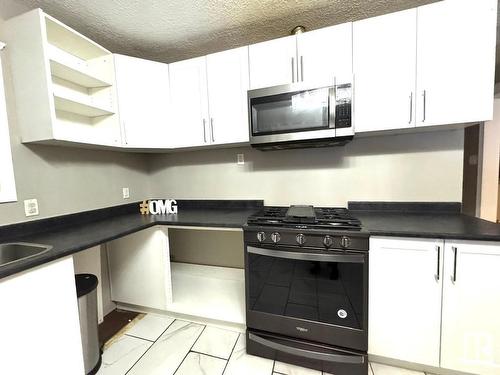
291,57,295,83
435,245,440,281
422,90,426,122
202,119,207,143
451,246,458,283
300,55,304,82
210,118,215,142
408,92,413,124
122,120,128,145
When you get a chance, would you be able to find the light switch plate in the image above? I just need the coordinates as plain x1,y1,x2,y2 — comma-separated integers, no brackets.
24,199,39,217
122,187,130,199
237,154,244,165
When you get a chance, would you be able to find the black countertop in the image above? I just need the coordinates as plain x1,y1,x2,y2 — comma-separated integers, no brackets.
0,200,263,280
2,200,500,281
349,201,500,241
355,211,500,241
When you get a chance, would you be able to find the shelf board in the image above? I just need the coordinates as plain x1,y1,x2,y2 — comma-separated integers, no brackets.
49,59,111,88
45,13,110,60
53,93,114,117
47,44,112,88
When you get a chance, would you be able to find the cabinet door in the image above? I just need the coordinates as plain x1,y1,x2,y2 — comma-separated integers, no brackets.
296,22,352,85
416,0,497,127
441,240,500,374
107,227,172,310
0,257,85,374
206,46,249,144
0,52,17,203
168,57,209,148
114,54,170,148
353,9,417,133
249,35,297,89
369,237,443,367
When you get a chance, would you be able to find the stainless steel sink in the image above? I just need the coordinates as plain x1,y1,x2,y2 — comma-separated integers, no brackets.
0,242,52,267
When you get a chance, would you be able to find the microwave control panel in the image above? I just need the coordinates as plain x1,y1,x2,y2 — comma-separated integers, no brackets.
335,83,352,129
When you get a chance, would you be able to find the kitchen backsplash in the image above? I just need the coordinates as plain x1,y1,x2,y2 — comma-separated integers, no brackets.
148,129,464,207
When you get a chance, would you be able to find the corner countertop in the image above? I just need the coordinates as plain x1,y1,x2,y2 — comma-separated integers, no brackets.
0,200,262,280
2,200,500,281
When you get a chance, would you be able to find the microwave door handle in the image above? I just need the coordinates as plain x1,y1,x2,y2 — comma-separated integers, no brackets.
329,86,336,129
248,333,365,364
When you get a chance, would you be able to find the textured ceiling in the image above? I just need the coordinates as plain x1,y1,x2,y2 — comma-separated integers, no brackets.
12,0,438,63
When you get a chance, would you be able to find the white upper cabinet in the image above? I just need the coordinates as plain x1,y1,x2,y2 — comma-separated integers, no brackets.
206,46,250,145
4,9,121,147
369,237,443,367
416,0,497,127
249,35,297,89
441,240,500,375
296,23,352,85
0,47,17,203
249,26,353,90
168,56,210,148
114,54,170,148
353,9,417,133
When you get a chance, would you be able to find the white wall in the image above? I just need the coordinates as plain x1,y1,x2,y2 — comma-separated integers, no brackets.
480,99,500,222
0,1,151,226
149,130,464,206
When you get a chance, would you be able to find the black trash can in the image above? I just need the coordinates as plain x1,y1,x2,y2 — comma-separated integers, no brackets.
75,274,102,375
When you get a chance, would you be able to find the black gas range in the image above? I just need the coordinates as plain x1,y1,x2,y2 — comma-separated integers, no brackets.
244,205,369,375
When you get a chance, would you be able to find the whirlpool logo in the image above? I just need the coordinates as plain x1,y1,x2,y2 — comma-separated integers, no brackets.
296,327,308,333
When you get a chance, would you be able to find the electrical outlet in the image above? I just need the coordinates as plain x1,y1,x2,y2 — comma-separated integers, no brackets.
24,199,39,217
122,187,130,199
237,153,244,165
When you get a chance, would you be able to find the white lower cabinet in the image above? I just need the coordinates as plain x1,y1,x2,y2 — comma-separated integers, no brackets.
0,257,85,374
441,240,500,375
370,236,500,375
369,237,443,366
107,226,172,310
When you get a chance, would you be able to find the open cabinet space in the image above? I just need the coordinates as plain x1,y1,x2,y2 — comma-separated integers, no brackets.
4,9,121,147
168,262,245,324
106,226,246,325
166,227,245,323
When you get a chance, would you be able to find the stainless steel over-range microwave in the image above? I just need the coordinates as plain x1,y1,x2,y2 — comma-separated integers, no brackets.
248,78,353,150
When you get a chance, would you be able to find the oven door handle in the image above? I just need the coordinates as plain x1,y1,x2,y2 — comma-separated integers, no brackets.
247,246,365,263
248,333,365,364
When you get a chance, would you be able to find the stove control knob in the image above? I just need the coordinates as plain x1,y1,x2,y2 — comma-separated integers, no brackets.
323,235,334,248
257,232,266,242
296,233,306,246
271,232,281,243
340,236,351,249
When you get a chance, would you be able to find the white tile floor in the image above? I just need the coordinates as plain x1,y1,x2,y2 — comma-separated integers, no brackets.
97,313,436,375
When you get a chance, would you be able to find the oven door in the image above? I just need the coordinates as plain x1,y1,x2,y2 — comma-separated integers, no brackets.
245,244,368,351
248,82,336,145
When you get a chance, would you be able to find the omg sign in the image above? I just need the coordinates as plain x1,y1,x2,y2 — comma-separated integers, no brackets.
140,199,178,215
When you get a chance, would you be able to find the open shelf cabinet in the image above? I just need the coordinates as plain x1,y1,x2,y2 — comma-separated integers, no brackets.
4,9,122,147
